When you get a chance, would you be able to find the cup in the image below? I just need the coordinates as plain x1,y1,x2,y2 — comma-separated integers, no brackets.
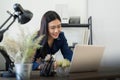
15,63,32,80
56,67,70,77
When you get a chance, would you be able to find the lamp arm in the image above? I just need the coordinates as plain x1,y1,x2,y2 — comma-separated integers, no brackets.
1,15,17,33
0,12,17,71
0,13,17,42
0,46,15,77
0,12,17,78
0,11,13,29
0,46,14,71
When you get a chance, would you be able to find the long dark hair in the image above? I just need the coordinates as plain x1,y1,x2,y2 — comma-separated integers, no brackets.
35,11,61,59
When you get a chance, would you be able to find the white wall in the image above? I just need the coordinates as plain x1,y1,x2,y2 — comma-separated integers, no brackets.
0,0,88,70
88,0,120,68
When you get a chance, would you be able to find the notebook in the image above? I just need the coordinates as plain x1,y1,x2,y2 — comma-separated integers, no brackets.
70,44,105,73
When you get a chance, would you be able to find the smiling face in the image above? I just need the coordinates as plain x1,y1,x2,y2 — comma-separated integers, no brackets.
48,19,62,39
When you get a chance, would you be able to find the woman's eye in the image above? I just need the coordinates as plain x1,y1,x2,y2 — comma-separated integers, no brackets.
57,25,61,28
56,24,61,28
51,27,55,29
49,24,61,29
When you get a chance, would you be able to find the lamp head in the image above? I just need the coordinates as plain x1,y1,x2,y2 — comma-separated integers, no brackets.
0,3,33,42
13,3,33,24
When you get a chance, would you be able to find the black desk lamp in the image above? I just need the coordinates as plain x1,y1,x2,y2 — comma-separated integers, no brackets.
0,3,33,77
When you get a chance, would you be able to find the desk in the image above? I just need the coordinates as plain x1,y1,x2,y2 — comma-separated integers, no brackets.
0,71,120,80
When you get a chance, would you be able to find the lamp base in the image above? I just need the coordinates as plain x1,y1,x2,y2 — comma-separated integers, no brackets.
0,71,15,77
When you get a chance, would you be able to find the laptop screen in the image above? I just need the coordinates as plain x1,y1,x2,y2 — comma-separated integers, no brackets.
70,44,105,73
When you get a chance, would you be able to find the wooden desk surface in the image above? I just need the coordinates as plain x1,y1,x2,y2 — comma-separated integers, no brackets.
0,71,120,80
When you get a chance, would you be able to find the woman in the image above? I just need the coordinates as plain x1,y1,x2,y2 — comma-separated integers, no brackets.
32,10,73,70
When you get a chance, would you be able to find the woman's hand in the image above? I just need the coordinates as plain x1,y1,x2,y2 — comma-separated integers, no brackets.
54,61,57,70
35,58,41,63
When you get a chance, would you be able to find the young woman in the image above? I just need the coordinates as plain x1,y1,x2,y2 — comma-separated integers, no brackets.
32,10,73,70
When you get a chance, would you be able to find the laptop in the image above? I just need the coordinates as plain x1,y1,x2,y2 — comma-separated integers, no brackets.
70,44,105,73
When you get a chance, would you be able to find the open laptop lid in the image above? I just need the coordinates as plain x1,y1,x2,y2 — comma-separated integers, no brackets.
70,44,105,73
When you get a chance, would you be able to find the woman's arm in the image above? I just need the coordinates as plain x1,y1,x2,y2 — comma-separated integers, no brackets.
32,58,44,70
60,32,73,61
